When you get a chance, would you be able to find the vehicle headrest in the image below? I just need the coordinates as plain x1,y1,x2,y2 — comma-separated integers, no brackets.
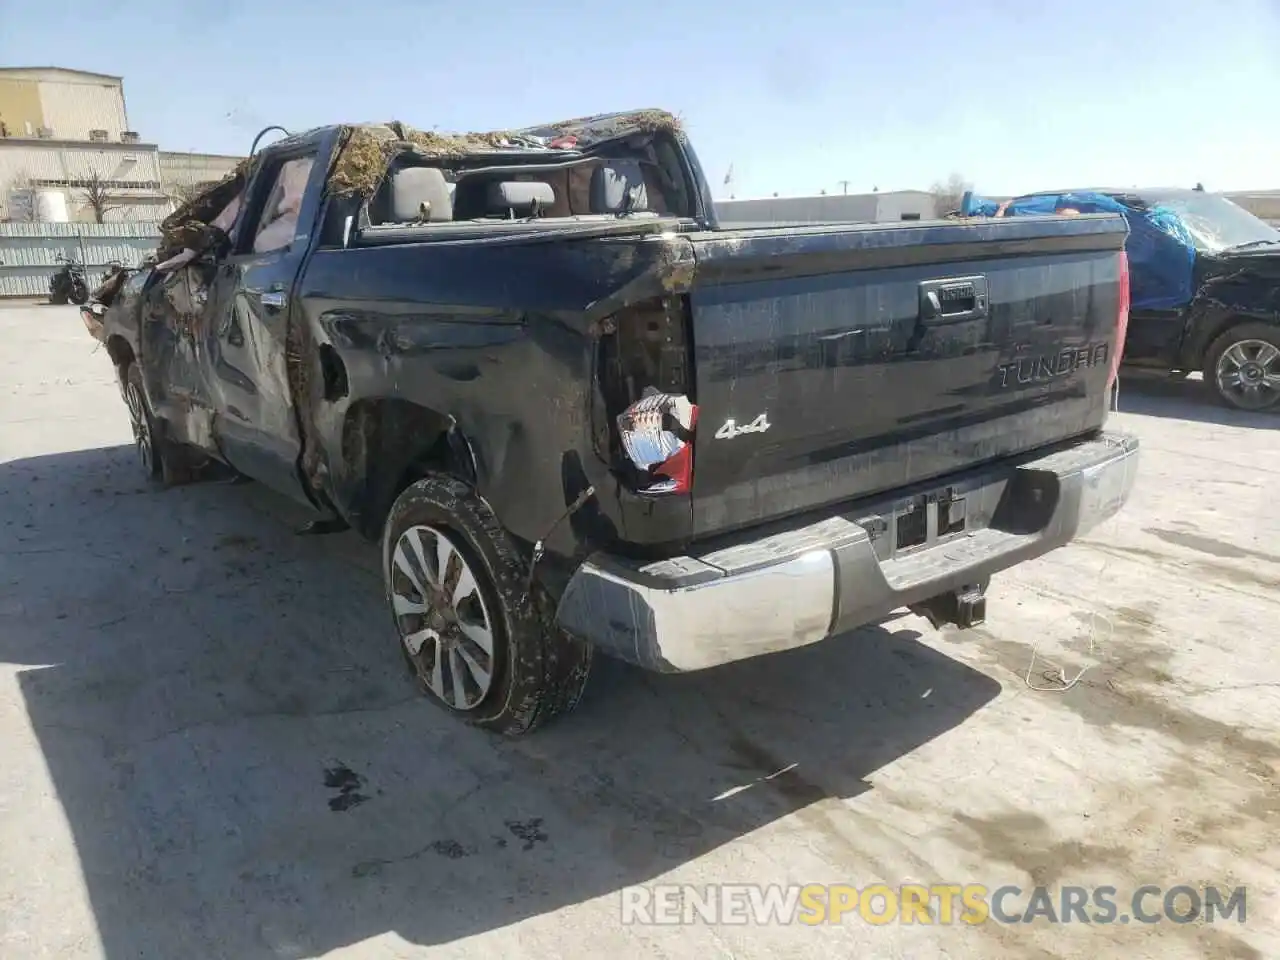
487,181,555,217
390,166,453,223
590,159,649,213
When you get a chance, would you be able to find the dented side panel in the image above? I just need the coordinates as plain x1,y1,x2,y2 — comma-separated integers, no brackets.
293,231,700,572
1180,253,1280,366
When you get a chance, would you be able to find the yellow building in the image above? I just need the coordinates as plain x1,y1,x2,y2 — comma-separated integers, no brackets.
0,66,132,142
0,66,242,223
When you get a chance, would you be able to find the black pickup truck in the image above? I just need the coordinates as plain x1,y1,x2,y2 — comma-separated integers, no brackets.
94,111,1139,734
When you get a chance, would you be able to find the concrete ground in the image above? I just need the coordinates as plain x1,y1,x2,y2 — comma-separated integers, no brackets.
0,303,1276,960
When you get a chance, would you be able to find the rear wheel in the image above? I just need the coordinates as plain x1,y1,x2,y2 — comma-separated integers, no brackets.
381,475,593,735
1204,323,1280,412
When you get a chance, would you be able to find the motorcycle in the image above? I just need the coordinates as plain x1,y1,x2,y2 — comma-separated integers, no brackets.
49,252,90,306
79,259,129,343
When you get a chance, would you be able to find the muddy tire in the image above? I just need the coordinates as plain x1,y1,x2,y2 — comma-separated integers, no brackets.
122,363,203,485
1204,322,1280,412
381,475,593,736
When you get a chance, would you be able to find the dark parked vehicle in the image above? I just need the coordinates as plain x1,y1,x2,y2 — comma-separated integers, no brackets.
970,188,1280,411
48,252,89,305
92,111,1138,734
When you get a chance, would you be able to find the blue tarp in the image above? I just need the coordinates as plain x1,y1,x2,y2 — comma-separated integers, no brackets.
960,189,1199,311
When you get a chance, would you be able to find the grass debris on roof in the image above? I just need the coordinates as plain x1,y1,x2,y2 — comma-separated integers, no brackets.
533,109,684,144
156,157,252,261
327,122,529,197
404,128,515,154
329,110,689,200
326,125,398,198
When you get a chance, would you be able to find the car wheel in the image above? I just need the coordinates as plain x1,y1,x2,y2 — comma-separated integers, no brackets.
123,363,163,481
382,475,593,735
69,280,89,305
1204,323,1280,412
122,363,203,484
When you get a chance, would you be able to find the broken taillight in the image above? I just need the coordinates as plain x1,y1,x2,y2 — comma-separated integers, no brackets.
1109,250,1130,391
617,389,698,495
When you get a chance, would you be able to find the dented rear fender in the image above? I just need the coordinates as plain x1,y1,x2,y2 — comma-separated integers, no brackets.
293,234,700,564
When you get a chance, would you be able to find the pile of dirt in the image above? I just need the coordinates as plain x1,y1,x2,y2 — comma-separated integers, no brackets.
530,109,683,145
326,123,526,199
325,125,398,198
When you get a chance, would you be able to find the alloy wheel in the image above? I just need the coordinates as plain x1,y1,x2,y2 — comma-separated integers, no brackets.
388,524,496,710
1215,339,1280,410
123,380,154,474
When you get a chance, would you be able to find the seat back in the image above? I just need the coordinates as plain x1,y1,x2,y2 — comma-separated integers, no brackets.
590,159,649,213
486,181,556,218
389,166,454,223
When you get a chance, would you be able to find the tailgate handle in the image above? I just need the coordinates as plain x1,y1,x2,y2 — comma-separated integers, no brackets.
919,276,988,323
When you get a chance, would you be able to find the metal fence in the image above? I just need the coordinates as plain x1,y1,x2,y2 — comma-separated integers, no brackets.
0,221,161,298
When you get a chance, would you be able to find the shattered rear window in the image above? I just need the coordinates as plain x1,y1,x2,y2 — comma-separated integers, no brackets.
325,110,686,216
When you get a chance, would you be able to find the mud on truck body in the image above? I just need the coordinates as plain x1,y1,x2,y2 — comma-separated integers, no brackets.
92,110,1139,734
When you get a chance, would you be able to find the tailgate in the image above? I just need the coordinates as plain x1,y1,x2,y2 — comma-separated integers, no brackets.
685,215,1128,537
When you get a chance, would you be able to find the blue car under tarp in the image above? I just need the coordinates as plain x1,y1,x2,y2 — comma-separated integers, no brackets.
961,189,1198,311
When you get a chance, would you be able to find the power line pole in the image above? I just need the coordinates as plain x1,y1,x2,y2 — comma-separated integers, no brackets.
837,180,850,195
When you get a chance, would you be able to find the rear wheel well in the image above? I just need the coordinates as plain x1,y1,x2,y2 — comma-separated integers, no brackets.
342,398,478,539
1191,314,1266,367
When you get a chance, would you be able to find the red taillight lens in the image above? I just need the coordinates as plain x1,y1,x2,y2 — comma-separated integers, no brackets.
1109,250,1130,390
616,390,697,495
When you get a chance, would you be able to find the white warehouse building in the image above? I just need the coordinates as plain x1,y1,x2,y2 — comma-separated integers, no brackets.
715,190,938,226
0,66,242,223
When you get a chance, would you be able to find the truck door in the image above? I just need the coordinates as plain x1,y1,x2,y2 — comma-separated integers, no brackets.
203,145,323,507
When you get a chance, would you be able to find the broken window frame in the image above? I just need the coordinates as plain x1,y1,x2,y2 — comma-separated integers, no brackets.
351,129,699,242
235,148,321,257
251,156,317,255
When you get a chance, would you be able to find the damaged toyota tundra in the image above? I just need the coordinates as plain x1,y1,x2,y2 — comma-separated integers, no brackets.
90,110,1139,734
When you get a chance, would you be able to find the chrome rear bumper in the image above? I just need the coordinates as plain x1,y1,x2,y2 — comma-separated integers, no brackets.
555,432,1139,672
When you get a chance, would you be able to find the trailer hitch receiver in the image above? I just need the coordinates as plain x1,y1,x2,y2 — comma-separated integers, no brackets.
909,581,989,630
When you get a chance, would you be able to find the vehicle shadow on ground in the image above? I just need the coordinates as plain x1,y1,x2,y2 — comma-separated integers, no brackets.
1117,373,1279,428
0,445,1002,958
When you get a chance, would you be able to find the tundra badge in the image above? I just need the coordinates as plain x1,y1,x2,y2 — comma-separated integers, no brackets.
715,414,771,440
998,343,1109,388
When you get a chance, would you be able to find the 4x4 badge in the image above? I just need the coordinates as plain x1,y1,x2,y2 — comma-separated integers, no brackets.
714,414,771,441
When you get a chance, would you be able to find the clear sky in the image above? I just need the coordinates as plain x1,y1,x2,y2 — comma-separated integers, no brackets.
2,0,1277,198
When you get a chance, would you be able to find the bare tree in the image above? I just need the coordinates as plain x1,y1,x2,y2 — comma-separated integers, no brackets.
929,172,973,216
165,178,216,208
78,171,119,223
